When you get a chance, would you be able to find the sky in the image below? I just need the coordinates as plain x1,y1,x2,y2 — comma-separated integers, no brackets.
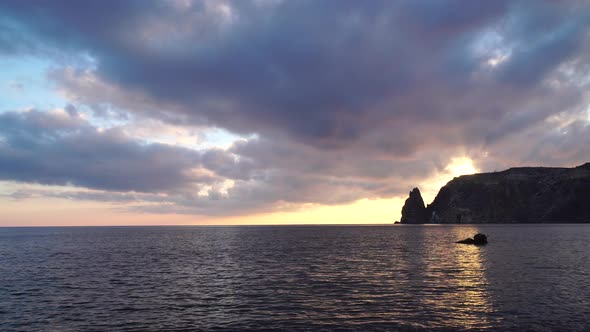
1,0,590,226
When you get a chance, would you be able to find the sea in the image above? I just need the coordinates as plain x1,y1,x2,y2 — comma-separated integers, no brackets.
1,224,589,331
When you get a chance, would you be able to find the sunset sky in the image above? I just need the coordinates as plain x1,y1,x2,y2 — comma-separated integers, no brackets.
1,0,589,226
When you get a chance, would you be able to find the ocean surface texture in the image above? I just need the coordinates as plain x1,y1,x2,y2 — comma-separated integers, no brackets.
1,225,589,331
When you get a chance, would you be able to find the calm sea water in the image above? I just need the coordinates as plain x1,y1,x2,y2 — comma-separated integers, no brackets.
1,225,589,331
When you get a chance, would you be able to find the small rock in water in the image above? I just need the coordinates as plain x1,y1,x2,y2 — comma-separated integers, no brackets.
456,233,488,245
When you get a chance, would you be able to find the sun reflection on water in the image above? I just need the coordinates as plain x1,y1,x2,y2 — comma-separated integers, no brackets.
416,226,500,329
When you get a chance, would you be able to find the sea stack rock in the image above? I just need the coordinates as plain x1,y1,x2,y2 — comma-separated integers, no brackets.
457,233,488,245
400,188,428,224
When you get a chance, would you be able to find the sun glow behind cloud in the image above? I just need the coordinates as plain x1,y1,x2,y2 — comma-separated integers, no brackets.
420,157,479,204
446,157,478,178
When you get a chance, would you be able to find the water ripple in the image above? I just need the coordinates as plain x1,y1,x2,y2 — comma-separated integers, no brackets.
1,225,590,331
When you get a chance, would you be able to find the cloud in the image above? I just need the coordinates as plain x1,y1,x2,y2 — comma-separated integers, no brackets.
1,1,590,216
0,109,205,192
0,109,423,215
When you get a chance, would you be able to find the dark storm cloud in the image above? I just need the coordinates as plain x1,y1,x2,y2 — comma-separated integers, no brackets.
90,2,590,147
6,1,589,144
1,110,419,214
1,0,590,214
495,1,590,85
0,110,204,192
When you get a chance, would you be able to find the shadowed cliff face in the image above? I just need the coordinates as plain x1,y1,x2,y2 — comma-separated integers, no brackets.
400,163,590,224
400,188,428,224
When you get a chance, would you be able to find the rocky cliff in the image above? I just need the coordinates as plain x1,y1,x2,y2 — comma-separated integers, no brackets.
400,188,428,224
400,163,590,223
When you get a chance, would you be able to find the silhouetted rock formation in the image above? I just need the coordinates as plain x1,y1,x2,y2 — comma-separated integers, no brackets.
400,163,590,223
457,233,488,245
400,188,428,224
